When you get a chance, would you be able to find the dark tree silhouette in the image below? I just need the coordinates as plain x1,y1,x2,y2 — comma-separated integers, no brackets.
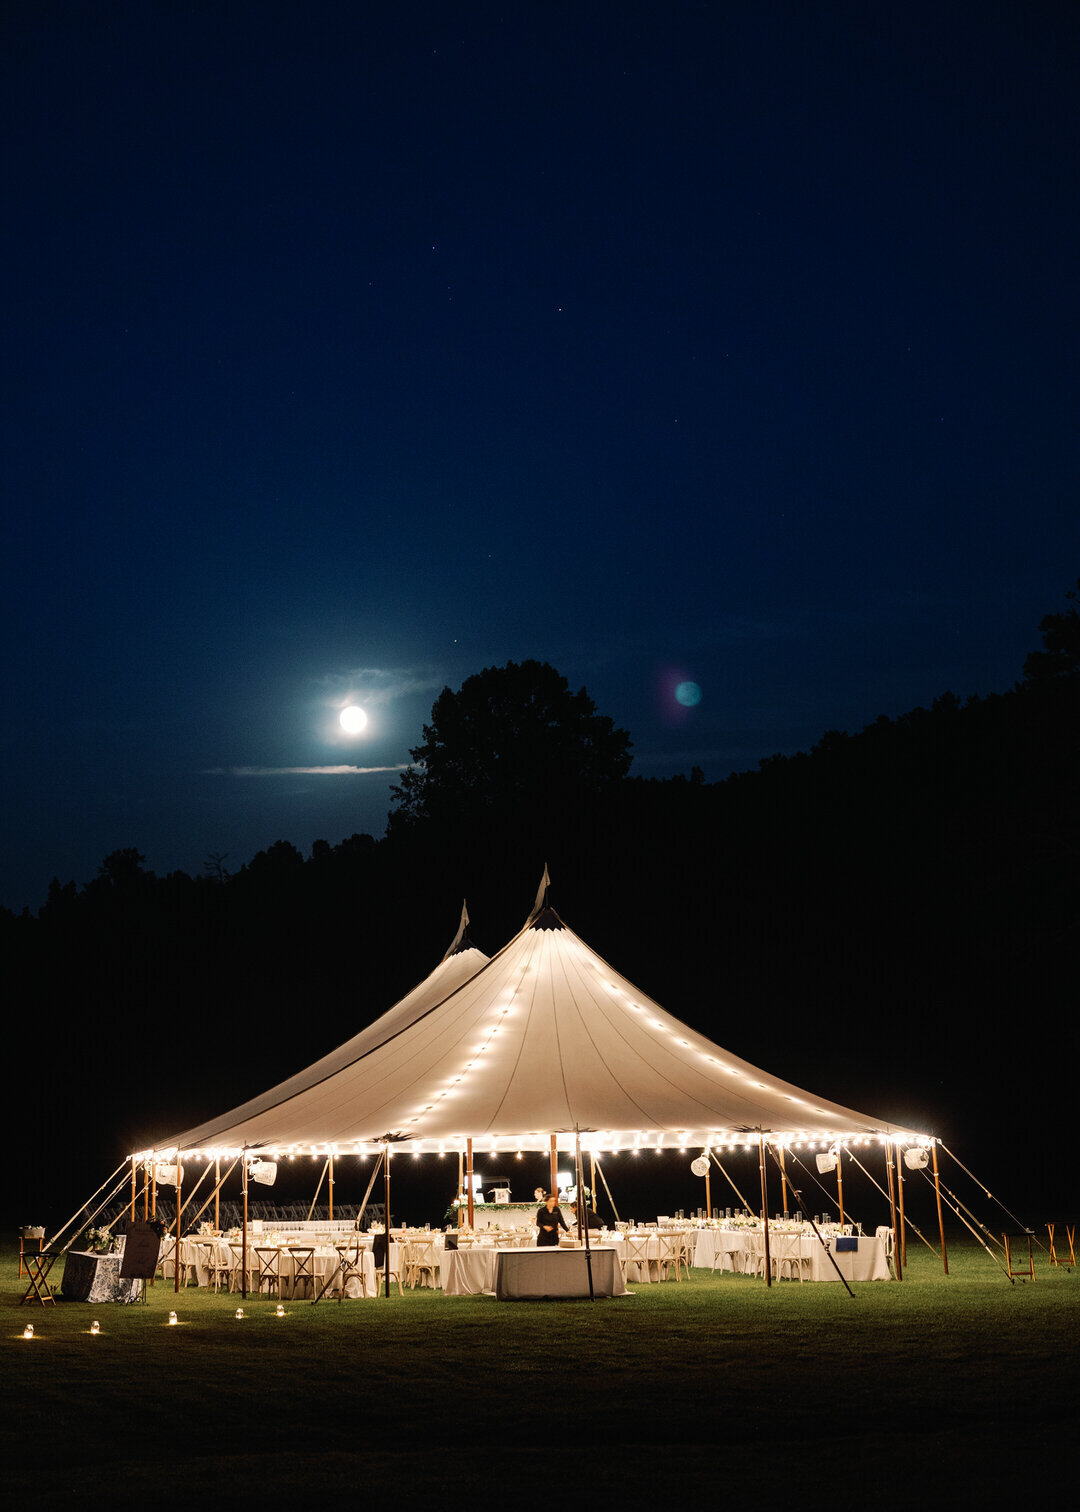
389,660,632,829
1023,577,1080,682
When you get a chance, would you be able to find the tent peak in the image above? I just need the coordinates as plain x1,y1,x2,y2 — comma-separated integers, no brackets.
529,905,564,931
441,900,475,961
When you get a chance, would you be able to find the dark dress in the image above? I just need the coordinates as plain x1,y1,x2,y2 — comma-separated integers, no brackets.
536,1204,568,1247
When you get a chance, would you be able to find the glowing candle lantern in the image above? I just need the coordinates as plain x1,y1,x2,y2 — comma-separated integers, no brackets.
275,1304,285,1317
90,1321,100,1335
23,1324,34,1339
168,1311,178,1326
235,1308,244,1319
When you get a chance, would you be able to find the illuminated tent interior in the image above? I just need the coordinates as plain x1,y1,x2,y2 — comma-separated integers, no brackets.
137,880,931,1165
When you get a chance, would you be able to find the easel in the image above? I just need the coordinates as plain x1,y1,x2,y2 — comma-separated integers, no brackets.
1046,1223,1075,1270
1003,1232,1036,1282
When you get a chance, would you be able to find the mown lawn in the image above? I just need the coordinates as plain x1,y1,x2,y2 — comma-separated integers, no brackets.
3,1233,1076,1505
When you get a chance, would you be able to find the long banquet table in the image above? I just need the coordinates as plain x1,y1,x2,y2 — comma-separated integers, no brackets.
494,1246,626,1300
688,1226,890,1281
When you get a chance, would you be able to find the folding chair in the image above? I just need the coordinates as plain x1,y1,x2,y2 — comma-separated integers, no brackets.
253,1246,282,1298
285,1246,315,1300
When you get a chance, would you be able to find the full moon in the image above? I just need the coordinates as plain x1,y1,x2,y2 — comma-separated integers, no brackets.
339,705,368,734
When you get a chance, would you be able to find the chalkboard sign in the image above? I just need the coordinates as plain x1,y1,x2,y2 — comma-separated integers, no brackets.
120,1221,162,1280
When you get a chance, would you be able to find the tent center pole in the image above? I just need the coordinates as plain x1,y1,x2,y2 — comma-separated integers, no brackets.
549,1134,558,1197
466,1139,474,1228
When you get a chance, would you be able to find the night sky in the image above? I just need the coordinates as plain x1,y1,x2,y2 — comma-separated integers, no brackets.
4,2,1078,913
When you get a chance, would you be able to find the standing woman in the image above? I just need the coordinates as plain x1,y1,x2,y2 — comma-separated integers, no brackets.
536,1192,570,1247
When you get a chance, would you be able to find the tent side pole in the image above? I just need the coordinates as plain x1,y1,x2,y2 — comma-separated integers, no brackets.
779,1146,789,1214
705,1165,712,1221
837,1148,845,1229
329,1154,334,1224
897,1148,908,1266
590,1150,596,1212
214,1160,220,1231
549,1134,558,1197
466,1139,475,1228
576,1131,594,1301
241,1152,249,1300
885,1142,903,1281
383,1143,391,1297
174,1156,183,1295
931,1140,949,1275
130,1157,136,1221
758,1137,772,1288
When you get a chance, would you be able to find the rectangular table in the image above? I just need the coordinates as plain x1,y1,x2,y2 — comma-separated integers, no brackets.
494,1246,626,1300
61,1250,143,1303
440,1246,499,1295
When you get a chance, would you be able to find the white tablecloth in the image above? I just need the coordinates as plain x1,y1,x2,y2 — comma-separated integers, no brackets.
440,1246,499,1294
740,1229,890,1282
494,1246,626,1300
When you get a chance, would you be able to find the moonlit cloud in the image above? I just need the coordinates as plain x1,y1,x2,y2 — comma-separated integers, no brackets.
204,765,409,777
314,666,443,707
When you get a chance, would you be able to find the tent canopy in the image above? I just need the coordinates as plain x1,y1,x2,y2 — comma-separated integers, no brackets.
138,890,929,1159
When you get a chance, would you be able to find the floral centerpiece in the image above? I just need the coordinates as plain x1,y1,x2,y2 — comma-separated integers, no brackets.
85,1226,113,1253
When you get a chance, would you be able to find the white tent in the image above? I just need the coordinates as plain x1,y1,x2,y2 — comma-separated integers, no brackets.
139,889,928,1160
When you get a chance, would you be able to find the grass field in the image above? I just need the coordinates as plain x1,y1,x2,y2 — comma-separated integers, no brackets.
3,1231,1076,1506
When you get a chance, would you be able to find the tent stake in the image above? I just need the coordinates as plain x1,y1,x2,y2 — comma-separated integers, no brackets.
931,1141,949,1275
758,1137,772,1288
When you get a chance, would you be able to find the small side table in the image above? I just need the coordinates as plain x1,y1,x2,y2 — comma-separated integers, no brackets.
20,1250,62,1307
